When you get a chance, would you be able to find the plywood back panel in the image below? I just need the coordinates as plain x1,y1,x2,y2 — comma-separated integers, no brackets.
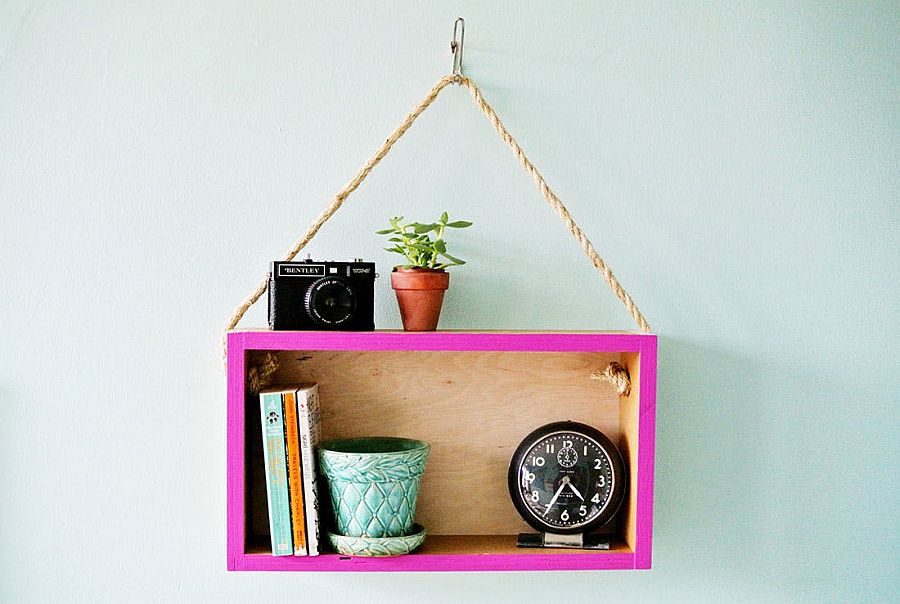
270,350,621,535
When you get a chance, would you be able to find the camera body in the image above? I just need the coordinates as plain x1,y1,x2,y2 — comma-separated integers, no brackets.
268,259,376,331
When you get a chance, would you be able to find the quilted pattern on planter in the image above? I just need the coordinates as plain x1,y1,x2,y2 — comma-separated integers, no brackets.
327,476,420,538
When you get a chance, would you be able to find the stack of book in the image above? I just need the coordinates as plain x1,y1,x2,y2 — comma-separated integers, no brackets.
259,384,322,556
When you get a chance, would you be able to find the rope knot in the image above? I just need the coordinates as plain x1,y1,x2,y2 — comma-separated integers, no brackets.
591,361,631,397
247,352,279,393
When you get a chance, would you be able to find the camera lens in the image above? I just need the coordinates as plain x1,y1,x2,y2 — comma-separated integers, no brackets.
304,277,356,326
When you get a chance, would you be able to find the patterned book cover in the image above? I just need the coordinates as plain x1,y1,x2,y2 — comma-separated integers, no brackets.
282,390,307,555
259,391,293,556
296,384,322,556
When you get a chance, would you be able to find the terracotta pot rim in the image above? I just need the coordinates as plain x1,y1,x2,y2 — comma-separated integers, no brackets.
392,266,448,273
391,269,450,292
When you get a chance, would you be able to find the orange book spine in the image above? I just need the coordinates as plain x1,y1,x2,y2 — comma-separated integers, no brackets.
282,390,307,555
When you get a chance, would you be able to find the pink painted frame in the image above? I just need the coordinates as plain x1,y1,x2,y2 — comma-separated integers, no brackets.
226,331,657,572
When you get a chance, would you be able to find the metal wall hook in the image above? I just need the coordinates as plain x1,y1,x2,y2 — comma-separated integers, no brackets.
450,17,465,75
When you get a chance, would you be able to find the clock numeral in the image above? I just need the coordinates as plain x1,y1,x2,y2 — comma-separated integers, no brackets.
531,490,539,502
560,510,569,521
562,440,573,449
597,475,606,488
583,445,588,456
591,493,601,503
546,443,555,454
522,471,536,487
594,458,603,470
531,456,545,467
579,505,587,517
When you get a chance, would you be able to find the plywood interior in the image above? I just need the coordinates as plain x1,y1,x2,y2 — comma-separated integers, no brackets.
244,348,641,554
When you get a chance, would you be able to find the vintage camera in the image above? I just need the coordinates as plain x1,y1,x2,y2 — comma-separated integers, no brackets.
268,259,376,331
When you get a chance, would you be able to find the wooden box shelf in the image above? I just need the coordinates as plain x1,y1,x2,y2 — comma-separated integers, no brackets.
227,330,657,572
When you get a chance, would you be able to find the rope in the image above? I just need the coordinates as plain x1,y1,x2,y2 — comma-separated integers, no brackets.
454,76,651,334
592,362,631,397
224,74,651,363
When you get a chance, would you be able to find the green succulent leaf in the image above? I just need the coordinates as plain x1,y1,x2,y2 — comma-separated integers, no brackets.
413,223,438,234
440,252,465,265
446,220,473,228
375,228,396,234
440,211,449,224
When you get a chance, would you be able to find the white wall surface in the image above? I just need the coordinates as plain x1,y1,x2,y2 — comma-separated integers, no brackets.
1,2,897,602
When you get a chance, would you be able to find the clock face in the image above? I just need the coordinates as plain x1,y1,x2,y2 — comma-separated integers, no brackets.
508,422,625,534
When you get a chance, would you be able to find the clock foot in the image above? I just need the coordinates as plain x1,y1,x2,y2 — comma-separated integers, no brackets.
516,532,610,550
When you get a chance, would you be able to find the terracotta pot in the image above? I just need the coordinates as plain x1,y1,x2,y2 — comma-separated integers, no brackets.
390,268,450,331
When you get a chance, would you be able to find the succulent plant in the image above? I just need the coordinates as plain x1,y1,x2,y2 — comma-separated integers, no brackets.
376,212,473,270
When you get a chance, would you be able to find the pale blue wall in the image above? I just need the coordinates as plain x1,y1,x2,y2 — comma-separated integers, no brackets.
1,2,897,602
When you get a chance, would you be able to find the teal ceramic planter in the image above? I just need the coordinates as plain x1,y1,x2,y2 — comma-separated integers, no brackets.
318,437,430,539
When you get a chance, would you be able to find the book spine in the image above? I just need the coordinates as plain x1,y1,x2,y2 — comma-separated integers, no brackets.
282,391,307,555
259,392,293,556
296,385,321,556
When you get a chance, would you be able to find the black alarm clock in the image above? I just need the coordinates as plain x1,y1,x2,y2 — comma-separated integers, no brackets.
508,421,626,544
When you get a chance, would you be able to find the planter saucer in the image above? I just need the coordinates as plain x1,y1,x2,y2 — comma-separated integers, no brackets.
327,524,427,557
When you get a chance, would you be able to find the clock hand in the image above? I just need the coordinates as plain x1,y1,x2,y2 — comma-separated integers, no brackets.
543,482,568,517
568,482,584,501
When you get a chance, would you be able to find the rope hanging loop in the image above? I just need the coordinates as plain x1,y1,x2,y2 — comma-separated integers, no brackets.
223,72,652,365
